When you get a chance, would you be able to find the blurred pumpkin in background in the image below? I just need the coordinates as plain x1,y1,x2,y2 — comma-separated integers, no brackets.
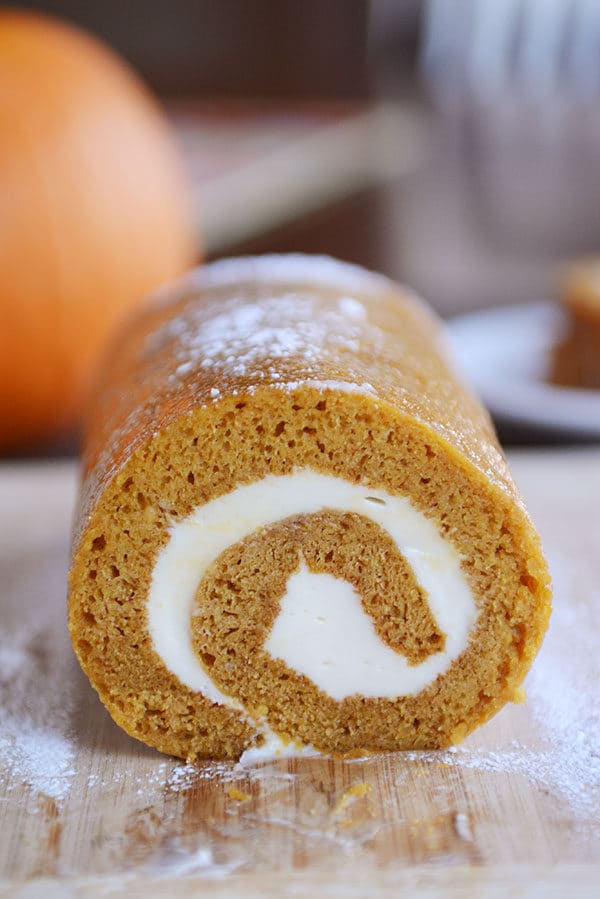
0,9,196,453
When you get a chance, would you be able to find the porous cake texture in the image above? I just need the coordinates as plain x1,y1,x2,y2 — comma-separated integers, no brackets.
68,255,551,761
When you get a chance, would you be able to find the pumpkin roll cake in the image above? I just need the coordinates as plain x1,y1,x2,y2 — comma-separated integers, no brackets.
552,258,600,389
68,255,551,761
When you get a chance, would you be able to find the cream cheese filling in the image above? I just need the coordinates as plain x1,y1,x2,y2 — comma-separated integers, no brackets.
148,469,477,713
266,561,460,700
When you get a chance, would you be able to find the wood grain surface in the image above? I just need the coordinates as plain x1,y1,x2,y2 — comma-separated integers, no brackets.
0,450,599,897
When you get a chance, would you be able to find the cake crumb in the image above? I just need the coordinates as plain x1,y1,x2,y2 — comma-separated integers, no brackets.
333,782,372,815
226,786,252,803
449,721,468,744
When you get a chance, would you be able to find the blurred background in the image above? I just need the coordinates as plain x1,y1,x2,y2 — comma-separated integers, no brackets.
3,0,600,454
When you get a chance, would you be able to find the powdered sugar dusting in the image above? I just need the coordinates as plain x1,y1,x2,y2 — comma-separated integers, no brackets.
75,254,522,553
0,713,75,803
0,620,76,801
0,483,78,804
148,292,384,392
404,550,600,817
524,551,600,811
274,379,377,398
170,253,393,298
337,296,367,320
0,642,27,683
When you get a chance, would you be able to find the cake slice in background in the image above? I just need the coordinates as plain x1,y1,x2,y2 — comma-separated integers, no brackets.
552,259,600,390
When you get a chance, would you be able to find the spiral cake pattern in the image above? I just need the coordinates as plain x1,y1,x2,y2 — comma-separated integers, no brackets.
68,255,551,760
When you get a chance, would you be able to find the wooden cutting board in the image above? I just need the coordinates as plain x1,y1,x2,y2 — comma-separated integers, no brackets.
0,450,599,897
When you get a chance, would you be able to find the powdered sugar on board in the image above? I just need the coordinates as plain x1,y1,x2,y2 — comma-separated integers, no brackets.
0,467,78,803
0,642,76,803
403,548,600,816
523,551,599,811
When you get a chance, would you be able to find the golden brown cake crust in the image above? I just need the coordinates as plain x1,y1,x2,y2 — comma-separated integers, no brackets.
68,255,551,761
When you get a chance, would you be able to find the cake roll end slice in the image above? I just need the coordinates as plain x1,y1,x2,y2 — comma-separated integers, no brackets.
68,256,551,761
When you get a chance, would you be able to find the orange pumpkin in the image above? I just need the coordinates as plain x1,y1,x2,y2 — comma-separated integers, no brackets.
0,10,196,452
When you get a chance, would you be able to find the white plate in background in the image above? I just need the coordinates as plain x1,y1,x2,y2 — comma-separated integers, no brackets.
447,301,600,438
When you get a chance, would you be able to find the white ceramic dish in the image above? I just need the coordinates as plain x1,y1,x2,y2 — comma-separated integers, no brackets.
447,301,600,438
